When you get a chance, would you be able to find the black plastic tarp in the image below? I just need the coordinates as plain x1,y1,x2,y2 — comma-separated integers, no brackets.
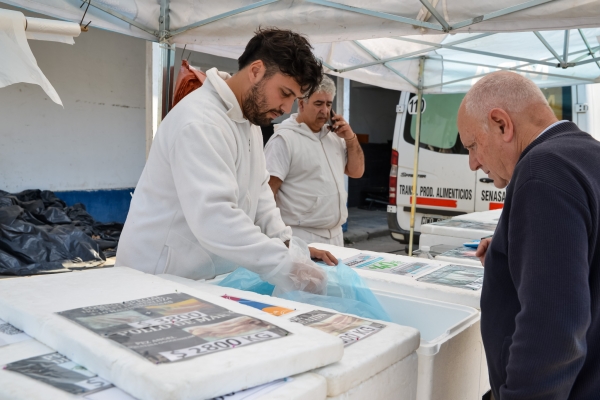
0,190,123,276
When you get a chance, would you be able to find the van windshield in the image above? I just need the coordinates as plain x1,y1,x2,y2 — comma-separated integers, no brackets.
404,93,467,154
403,86,572,154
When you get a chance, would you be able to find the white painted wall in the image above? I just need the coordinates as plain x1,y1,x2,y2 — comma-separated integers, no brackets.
0,6,146,193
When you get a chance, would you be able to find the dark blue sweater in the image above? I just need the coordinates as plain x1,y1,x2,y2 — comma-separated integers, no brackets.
482,122,600,400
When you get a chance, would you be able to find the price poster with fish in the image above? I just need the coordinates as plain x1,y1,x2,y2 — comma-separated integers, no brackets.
4,352,134,399
417,265,484,290
58,293,290,364
291,310,385,346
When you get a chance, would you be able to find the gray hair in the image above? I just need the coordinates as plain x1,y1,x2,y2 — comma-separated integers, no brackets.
463,71,548,129
307,75,336,99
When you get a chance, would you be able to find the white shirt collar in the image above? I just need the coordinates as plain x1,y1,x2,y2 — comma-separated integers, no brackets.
536,120,568,140
205,67,246,124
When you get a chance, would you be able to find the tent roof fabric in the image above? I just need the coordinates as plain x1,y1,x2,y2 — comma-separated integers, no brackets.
3,0,600,92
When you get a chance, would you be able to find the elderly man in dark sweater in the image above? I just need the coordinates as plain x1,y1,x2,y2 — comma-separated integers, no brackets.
457,71,600,400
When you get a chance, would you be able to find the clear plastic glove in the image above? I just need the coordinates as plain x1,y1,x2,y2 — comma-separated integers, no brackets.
267,237,328,296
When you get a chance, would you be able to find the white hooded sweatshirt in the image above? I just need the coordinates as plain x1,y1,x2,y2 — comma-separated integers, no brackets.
265,114,348,239
116,68,293,280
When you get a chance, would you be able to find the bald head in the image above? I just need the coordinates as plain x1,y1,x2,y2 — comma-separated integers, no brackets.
457,71,558,189
460,71,554,129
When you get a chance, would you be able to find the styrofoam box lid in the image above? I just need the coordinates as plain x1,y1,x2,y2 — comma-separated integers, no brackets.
420,222,495,239
0,340,75,400
159,274,420,398
0,340,136,400
419,233,469,249
0,339,327,400
0,267,343,400
435,255,483,267
451,209,502,223
310,244,482,310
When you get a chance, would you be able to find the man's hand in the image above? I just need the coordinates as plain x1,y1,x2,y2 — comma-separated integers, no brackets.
309,247,338,266
331,114,355,140
331,112,365,178
476,237,492,266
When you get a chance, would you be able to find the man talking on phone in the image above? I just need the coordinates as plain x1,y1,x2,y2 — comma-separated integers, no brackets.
264,75,364,246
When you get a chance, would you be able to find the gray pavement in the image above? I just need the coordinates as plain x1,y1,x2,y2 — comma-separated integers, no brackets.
343,207,407,254
343,207,390,243
347,235,405,253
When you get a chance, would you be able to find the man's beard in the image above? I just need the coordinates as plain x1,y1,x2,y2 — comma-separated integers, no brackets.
242,80,283,127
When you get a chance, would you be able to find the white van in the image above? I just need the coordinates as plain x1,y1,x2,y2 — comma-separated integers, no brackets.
387,84,594,244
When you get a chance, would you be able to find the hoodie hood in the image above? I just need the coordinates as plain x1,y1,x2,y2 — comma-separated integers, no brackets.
274,113,331,141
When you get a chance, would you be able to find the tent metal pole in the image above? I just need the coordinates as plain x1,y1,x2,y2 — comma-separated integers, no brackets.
310,0,553,33
434,59,597,84
563,30,570,63
169,0,279,37
424,69,596,90
577,30,600,70
408,57,425,256
515,44,600,66
351,41,419,88
533,31,564,64
396,37,558,67
574,56,600,67
321,59,337,71
79,0,157,36
418,0,450,31
159,0,175,120
305,0,443,31
451,0,555,30
338,33,493,73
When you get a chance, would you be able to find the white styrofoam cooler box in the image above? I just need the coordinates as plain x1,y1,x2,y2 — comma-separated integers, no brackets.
434,247,483,267
311,244,481,310
456,209,502,223
419,209,501,249
420,233,469,248
159,274,420,400
0,338,327,400
434,254,482,267
308,244,489,400
0,267,344,400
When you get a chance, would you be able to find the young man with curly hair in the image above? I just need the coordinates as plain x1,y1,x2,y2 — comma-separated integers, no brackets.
117,28,336,292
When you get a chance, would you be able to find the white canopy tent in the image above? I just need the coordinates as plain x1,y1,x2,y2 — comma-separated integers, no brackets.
2,0,600,249
2,0,600,97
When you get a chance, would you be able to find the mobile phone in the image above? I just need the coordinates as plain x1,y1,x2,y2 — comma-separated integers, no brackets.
329,109,337,131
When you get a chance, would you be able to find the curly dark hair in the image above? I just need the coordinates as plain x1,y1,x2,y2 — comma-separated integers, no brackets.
238,27,323,97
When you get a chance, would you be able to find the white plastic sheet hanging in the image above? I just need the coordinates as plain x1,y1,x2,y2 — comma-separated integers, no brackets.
0,9,63,105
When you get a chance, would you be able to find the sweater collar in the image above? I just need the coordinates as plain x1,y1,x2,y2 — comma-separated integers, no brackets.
518,121,581,162
205,67,246,124
275,113,330,141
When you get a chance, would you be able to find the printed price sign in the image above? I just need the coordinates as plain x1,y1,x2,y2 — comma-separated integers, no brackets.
417,264,484,290
5,353,118,397
291,310,385,346
58,293,290,364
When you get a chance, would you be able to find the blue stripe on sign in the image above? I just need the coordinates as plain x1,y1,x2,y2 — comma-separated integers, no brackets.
54,188,134,223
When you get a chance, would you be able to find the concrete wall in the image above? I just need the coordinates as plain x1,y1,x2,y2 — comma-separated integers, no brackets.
0,6,146,221
0,6,146,193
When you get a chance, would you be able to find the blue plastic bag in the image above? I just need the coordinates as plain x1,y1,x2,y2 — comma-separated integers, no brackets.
218,267,275,295
218,262,391,321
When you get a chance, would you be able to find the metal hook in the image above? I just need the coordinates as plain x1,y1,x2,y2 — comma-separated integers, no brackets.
80,0,92,31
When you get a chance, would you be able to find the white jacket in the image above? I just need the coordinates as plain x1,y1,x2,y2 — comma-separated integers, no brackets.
116,68,293,280
265,115,348,239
